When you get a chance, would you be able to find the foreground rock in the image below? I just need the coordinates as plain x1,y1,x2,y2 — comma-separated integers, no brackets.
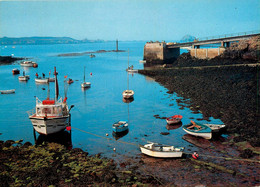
0,56,23,65
0,141,158,186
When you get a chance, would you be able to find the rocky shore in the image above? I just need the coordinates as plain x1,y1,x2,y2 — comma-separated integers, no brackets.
0,56,23,65
139,36,260,147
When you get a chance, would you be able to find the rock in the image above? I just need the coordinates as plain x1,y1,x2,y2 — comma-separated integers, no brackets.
160,132,170,135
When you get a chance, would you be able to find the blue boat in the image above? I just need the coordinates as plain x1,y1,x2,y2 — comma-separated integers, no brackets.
183,121,212,139
112,120,129,133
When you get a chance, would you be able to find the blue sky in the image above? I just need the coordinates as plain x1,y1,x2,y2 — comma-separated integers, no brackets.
0,0,259,41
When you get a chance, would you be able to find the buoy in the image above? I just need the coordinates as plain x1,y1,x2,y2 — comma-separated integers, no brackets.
90,72,92,76
113,148,116,151
66,126,71,131
192,152,199,159
106,133,109,136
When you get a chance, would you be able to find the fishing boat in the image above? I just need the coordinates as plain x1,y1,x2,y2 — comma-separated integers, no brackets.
122,50,134,99
28,67,74,135
204,124,226,132
140,142,184,158
126,65,138,73
166,115,183,124
112,121,129,133
183,120,212,139
12,69,20,75
18,75,30,81
67,78,74,84
20,61,38,67
35,77,49,84
0,89,15,94
81,66,91,88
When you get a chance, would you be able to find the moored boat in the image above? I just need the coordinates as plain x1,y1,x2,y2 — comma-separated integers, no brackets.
183,120,212,139
0,89,15,94
48,77,55,82
112,121,128,133
166,115,183,124
35,77,49,84
20,61,38,67
140,142,184,158
12,69,20,75
28,67,73,135
204,124,226,132
126,65,138,73
122,90,134,99
18,75,30,81
67,78,74,84
81,66,91,88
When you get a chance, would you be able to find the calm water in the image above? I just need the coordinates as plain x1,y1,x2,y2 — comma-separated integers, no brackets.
0,42,222,158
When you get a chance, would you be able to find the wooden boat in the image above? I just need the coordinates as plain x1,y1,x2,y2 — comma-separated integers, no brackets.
0,89,15,94
81,66,91,88
139,60,146,63
67,79,74,84
166,115,183,124
18,75,30,81
20,61,38,67
183,120,212,139
123,50,134,99
140,142,184,158
35,77,49,84
12,69,20,75
204,124,226,132
28,67,74,135
112,121,128,133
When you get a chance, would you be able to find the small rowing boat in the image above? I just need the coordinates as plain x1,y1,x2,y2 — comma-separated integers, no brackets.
112,121,128,133
166,115,183,124
183,120,212,139
0,89,15,94
140,142,184,158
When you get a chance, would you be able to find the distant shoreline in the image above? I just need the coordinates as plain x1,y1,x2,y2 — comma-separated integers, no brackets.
57,49,126,57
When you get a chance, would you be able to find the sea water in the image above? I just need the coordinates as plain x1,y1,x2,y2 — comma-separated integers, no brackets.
0,42,222,158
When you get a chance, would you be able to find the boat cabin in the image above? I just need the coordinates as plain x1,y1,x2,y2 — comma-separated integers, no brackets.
36,99,63,117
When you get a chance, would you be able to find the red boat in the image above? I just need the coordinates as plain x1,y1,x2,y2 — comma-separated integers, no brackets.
12,69,20,75
166,115,183,125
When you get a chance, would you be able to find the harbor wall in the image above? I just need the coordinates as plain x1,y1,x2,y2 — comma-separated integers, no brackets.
190,48,226,59
143,42,180,63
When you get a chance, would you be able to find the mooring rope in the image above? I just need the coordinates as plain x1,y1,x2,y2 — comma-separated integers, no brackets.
71,126,260,163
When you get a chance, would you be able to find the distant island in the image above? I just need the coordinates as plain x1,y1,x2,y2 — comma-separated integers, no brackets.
0,37,105,45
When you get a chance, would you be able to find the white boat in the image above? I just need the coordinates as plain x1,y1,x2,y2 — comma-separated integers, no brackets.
0,89,15,94
35,77,49,84
20,61,38,67
204,124,226,132
28,67,73,135
112,121,128,133
183,121,212,139
18,75,30,81
126,65,138,73
48,77,55,82
81,66,91,88
139,60,146,63
123,50,134,99
140,142,184,158
122,90,134,99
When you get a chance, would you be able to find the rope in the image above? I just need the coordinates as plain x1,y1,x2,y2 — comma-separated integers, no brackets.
71,126,138,147
184,152,260,163
71,126,259,163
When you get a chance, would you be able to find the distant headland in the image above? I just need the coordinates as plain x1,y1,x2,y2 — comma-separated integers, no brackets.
0,37,105,45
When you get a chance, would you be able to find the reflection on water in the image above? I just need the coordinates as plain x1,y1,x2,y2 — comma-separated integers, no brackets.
35,130,72,150
122,98,134,103
166,122,182,130
112,129,129,140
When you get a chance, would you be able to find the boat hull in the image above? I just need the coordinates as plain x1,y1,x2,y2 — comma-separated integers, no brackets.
81,82,91,88
18,76,29,81
183,126,212,139
0,89,15,94
140,146,183,158
122,90,134,99
35,78,49,84
29,116,69,135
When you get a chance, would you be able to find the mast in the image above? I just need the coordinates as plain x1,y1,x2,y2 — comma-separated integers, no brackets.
83,66,86,82
54,67,59,101
127,49,129,90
